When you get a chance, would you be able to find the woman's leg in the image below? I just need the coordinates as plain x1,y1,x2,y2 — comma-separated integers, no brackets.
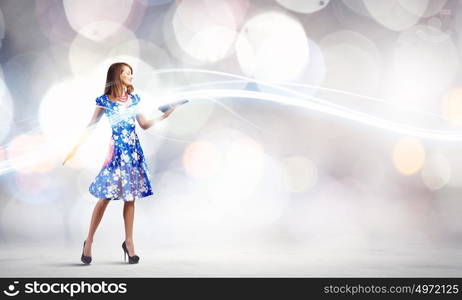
123,200,136,256
83,198,110,256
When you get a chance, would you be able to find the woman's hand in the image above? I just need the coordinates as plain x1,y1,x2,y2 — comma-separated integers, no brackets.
62,147,77,165
163,105,178,118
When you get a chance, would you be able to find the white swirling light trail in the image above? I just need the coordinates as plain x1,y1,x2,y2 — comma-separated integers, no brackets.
0,68,460,176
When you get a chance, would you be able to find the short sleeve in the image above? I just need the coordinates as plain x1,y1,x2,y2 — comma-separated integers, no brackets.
133,93,141,105
133,93,150,115
95,96,106,108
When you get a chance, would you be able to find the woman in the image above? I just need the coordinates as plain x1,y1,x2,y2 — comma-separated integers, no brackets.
62,62,177,264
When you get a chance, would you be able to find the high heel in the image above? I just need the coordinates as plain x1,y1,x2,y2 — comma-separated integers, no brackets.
81,240,92,265
122,241,139,264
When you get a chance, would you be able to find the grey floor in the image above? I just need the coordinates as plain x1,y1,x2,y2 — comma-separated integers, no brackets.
1,240,461,277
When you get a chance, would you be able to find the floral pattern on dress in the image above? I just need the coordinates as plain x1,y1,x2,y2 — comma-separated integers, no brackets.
89,93,153,201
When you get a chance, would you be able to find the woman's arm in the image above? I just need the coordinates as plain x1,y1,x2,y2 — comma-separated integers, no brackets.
62,106,105,165
136,106,176,130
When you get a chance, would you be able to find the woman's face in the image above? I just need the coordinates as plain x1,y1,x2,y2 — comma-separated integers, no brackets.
120,65,133,86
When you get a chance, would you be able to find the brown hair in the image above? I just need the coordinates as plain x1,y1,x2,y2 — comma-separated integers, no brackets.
104,62,134,97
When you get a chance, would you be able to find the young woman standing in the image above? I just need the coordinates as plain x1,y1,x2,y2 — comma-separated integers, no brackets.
63,62,178,264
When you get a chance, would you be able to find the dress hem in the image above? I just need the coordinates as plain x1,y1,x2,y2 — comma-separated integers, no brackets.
88,189,154,202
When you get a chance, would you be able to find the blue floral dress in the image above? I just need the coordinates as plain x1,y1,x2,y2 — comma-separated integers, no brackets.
89,93,153,201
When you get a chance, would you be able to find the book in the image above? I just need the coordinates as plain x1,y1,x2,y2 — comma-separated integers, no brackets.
158,100,189,113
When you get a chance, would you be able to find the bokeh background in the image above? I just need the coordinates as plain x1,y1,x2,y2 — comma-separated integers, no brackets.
1,0,462,276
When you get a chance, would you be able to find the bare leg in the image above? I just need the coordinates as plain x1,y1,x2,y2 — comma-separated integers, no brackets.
123,200,136,256
83,199,110,256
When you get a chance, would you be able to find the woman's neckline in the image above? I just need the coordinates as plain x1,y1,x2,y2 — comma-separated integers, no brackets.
105,93,133,108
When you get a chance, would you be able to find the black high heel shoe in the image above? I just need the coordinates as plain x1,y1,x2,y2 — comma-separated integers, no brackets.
122,241,140,264
81,240,92,265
